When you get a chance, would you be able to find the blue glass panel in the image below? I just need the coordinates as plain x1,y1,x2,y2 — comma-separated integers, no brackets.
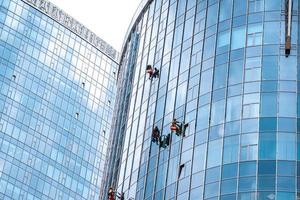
259,132,276,159
231,26,246,50
222,163,238,179
258,161,276,175
239,161,256,177
258,176,275,190
238,177,256,192
221,178,237,195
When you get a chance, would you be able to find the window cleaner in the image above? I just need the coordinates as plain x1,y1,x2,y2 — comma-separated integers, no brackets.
108,187,115,200
159,134,170,148
146,65,159,80
151,126,161,144
108,187,124,200
170,118,188,137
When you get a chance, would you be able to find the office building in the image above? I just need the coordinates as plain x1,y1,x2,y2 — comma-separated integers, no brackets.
104,0,300,200
0,0,118,199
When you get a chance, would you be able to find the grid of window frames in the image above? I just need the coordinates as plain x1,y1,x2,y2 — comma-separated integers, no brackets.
0,0,118,199
116,0,299,199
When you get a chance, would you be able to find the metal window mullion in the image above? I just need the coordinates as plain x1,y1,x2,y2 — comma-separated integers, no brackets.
116,34,140,195
168,0,190,198
152,0,185,199
196,0,214,199
146,0,171,198
181,1,202,199
129,4,154,199
234,0,251,197
140,0,165,199
172,2,199,200
219,0,237,198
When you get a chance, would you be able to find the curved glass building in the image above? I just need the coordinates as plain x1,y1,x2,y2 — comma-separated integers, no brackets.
104,0,300,200
0,0,118,199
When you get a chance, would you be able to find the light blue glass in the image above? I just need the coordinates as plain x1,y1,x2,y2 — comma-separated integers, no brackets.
232,26,246,50
0,1,118,200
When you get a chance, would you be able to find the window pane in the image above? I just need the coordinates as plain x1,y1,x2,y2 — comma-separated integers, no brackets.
197,105,210,130
247,23,263,46
225,121,240,136
211,100,225,126
248,23,263,34
221,179,237,194
232,26,246,50
207,139,223,168
259,118,277,132
262,56,278,80
228,60,243,85
239,177,256,192
217,31,230,53
278,118,296,132
239,161,256,177
233,0,247,16
277,133,296,160
203,35,216,60
240,145,258,161
206,167,221,183
243,104,259,118
190,187,203,199
258,176,275,190
205,182,219,198
277,161,295,176
245,67,261,82
193,144,207,173
259,132,276,159
249,0,264,13
260,93,277,117
214,64,227,89
242,119,259,133
265,0,281,11
277,192,295,200
206,4,218,27
264,22,280,44
226,96,241,122
258,192,276,200
258,161,276,175
278,93,296,117
200,69,213,95
176,82,187,107
239,192,256,200
223,135,239,164
277,177,295,192
279,56,297,81
222,163,238,179
219,0,232,21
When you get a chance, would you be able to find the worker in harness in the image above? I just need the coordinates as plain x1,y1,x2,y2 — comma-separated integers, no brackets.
170,118,182,136
108,187,124,200
170,119,188,137
151,126,161,144
159,134,170,148
146,65,159,80
108,187,115,200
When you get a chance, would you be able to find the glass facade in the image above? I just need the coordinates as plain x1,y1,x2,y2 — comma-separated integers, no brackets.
0,0,118,199
107,0,300,200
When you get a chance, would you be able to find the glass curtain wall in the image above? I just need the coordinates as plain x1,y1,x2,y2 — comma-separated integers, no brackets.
114,0,300,200
0,0,118,199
